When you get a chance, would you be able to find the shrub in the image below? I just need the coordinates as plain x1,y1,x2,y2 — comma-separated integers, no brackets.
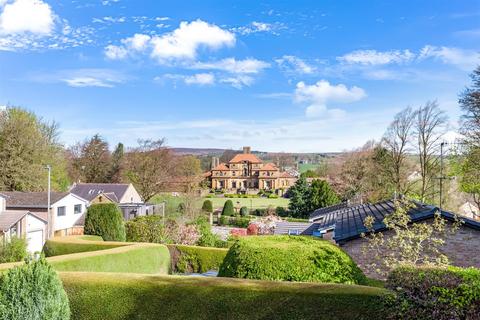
84,203,126,241
246,224,258,235
196,217,226,248
384,266,480,320
252,208,266,216
239,206,248,217
275,206,288,216
218,235,366,284
222,200,234,216
167,245,228,273
201,200,213,213
268,193,279,199
230,228,247,237
0,258,70,320
125,215,169,243
0,236,27,263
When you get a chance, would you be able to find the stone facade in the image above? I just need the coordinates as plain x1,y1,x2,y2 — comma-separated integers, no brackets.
341,222,480,279
209,147,297,192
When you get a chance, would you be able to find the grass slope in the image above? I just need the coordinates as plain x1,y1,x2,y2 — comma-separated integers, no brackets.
61,272,387,320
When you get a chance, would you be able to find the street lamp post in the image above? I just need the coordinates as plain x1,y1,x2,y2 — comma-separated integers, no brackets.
45,165,52,239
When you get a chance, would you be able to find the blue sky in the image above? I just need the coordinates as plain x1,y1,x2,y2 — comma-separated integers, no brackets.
0,0,479,152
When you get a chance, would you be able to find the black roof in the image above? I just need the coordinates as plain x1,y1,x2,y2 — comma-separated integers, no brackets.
309,202,350,221
277,199,480,244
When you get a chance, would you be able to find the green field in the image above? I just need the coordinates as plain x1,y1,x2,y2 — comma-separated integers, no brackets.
298,163,323,173
207,197,290,210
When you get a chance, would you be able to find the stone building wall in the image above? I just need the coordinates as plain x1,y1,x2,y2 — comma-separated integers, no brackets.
340,223,480,279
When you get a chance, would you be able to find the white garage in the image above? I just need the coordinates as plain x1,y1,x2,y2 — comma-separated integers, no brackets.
0,210,47,254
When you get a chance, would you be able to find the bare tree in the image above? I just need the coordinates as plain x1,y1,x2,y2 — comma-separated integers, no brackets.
382,107,415,194
124,139,174,202
413,101,448,202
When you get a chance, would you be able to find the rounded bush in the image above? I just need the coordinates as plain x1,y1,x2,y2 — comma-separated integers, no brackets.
218,235,366,284
239,206,248,217
221,200,234,216
201,200,213,213
0,258,70,319
84,203,126,241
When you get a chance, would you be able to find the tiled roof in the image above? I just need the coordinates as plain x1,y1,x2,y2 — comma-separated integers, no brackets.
229,153,262,164
212,163,230,171
274,222,320,236
258,163,278,171
70,183,130,202
100,192,119,203
0,210,29,231
309,202,351,221
279,172,295,178
1,191,69,208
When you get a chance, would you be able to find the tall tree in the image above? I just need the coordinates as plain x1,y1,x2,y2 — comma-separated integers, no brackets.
0,107,69,191
382,107,415,195
459,65,480,145
107,143,124,183
413,101,448,202
306,179,340,213
70,134,111,183
287,176,309,218
124,139,174,201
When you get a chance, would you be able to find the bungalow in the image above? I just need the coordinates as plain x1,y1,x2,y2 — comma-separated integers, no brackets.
0,194,47,254
69,183,162,220
0,191,89,237
275,199,480,278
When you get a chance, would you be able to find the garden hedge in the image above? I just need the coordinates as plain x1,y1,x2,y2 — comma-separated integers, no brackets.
84,203,126,241
201,200,213,213
61,272,387,320
44,236,128,257
0,259,70,320
384,266,480,320
167,244,228,273
222,200,234,216
219,235,367,284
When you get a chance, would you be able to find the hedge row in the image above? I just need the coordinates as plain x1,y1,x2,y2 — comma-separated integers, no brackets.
385,266,480,320
219,235,367,284
61,272,387,320
43,236,128,257
167,244,228,273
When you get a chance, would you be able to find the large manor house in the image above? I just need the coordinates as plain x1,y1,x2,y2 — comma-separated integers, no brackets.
208,147,297,192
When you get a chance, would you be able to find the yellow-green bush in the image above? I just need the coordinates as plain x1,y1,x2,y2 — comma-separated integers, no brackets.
219,235,367,284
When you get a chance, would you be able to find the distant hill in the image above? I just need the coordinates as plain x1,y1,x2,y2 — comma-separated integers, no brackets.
171,147,228,156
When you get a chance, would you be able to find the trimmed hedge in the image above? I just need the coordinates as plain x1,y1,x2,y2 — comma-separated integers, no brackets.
201,200,213,213
167,244,228,273
61,272,387,320
222,200,234,216
0,259,70,320
43,236,128,257
384,266,480,320
84,203,126,241
219,235,367,284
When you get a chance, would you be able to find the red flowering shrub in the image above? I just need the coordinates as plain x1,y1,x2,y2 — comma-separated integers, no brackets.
247,224,258,235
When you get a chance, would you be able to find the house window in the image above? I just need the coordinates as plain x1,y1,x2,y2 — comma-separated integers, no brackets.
57,206,66,216
288,229,300,235
74,204,82,214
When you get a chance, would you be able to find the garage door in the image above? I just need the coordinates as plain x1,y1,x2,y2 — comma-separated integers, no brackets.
26,230,44,254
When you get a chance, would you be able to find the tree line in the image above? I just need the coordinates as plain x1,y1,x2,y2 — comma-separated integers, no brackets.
0,109,202,202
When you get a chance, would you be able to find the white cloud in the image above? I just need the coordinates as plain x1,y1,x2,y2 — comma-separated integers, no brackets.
0,0,54,35
150,19,235,62
184,73,215,85
192,58,270,74
104,44,128,60
232,21,286,35
156,73,215,86
275,55,315,74
105,20,235,63
294,80,366,117
101,0,120,6
418,45,480,70
337,49,415,65
220,75,254,89
57,69,126,88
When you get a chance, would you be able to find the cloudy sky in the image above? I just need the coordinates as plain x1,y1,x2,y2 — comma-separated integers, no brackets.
0,0,479,152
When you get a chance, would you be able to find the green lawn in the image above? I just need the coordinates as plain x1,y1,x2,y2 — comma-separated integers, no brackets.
61,272,387,320
298,163,322,173
207,197,290,210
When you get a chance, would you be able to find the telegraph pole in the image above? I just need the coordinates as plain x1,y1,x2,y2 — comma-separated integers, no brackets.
45,165,52,239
